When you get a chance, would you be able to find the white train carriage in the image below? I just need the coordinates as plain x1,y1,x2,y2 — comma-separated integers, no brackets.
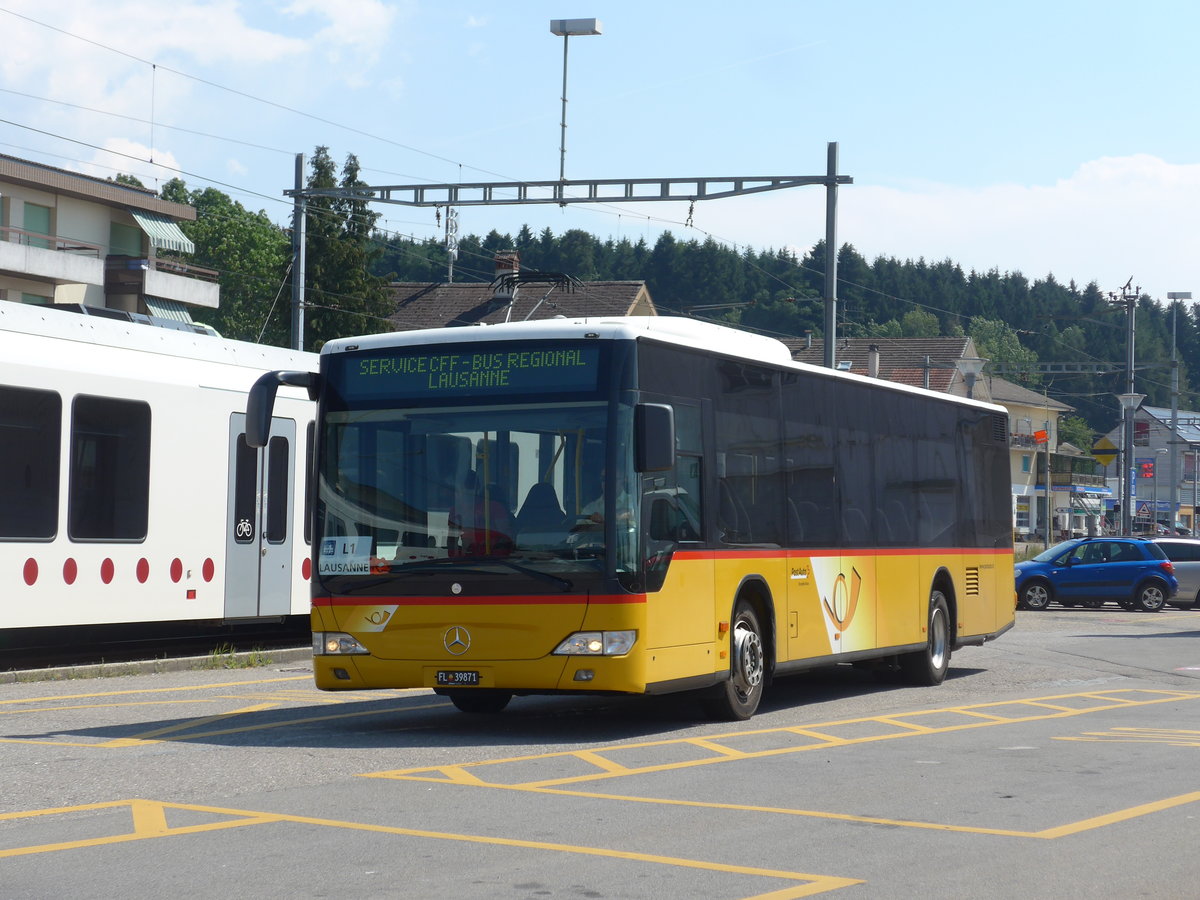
0,299,316,632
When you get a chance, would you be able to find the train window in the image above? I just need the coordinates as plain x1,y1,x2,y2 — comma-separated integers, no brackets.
265,435,289,543
69,396,151,541
0,385,61,540
233,435,257,544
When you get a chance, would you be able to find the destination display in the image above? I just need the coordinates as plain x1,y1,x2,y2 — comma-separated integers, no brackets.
337,343,602,400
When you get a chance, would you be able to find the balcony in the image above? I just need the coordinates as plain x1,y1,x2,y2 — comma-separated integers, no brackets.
0,225,104,286
1010,432,1042,449
1034,472,1108,491
105,255,220,310
1052,472,1106,489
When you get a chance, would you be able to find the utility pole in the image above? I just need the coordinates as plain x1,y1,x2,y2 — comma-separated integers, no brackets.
290,152,306,352
823,142,840,369
1167,292,1192,527
1111,279,1140,535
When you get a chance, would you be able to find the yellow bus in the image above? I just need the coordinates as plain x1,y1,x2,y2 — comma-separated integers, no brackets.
248,316,1014,719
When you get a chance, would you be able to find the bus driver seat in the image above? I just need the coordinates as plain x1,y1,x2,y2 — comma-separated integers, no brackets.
516,482,567,538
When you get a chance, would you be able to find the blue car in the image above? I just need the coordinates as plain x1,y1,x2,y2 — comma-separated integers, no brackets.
1015,537,1177,612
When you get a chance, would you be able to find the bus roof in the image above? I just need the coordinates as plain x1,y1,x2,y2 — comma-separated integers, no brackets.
325,316,795,363
324,315,1006,413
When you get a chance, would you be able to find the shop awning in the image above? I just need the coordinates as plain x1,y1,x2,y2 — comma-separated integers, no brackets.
144,297,195,323
129,210,195,255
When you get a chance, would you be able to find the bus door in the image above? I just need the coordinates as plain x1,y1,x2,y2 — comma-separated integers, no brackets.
225,414,297,618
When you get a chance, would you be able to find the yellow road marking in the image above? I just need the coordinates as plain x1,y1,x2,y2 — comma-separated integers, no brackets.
369,689,1200,788
1034,791,1200,838
96,703,281,747
686,737,753,758
1056,727,1200,746
575,749,634,774
0,799,862,897
361,688,1200,839
0,675,312,705
129,798,169,835
0,699,212,717
0,698,451,749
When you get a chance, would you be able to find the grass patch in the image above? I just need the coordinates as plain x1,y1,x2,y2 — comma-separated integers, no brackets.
198,643,273,670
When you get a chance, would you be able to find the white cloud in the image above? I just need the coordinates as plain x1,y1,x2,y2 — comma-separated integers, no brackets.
282,0,401,63
67,138,182,188
701,155,1200,303
851,155,1200,298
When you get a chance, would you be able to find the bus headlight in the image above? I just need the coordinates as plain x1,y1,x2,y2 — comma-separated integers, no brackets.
313,632,370,655
553,630,636,656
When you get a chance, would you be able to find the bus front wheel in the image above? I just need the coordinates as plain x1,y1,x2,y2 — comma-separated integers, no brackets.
447,690,512,714
900,591,951,686
702,601,765,721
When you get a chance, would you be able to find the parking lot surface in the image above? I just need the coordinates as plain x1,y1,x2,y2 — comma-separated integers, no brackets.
4,607,1200,898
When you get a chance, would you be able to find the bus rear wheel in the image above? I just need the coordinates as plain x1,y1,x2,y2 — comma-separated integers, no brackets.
702,601,765,721
900,591,951,686
447,690,512,714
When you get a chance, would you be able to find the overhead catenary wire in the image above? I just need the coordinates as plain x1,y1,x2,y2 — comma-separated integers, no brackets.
4,7,1182,416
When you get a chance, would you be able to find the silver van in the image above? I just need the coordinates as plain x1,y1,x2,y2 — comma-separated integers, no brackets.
1152,537,1200,609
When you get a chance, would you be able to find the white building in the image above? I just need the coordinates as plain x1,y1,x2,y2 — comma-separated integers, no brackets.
1098,404,1200,533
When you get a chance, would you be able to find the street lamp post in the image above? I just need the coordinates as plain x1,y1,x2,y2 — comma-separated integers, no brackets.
1118,392,1145,535
1168,292,1192,527
550,18,602,185
955,357,987,399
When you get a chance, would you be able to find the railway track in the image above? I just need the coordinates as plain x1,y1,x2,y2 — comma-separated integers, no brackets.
1,618,310,674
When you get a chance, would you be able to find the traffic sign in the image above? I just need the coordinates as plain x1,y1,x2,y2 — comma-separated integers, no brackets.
1092,436,1117,466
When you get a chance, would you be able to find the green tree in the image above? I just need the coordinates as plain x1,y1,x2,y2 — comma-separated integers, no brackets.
110,173,146,188
159,178,291,345
900,309,941,337
969,317,1040,382
303,147,393,349
1058,415,1094,451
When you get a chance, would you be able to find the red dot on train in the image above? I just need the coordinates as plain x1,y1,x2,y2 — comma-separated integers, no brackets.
63,558,78,585
202,558,215,582
23,558,38,586
100,558,115,584
302,558,312,580
137,558,150,583
170,558,183,583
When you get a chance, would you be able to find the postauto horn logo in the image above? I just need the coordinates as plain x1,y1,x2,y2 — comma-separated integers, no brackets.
822,567,862,634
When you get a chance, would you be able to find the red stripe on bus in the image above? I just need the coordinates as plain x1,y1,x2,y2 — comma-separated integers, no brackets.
674,546,1013,561
312,593,645,607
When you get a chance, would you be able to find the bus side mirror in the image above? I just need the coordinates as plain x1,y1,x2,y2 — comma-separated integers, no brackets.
635,403,675,472
247,370,318,448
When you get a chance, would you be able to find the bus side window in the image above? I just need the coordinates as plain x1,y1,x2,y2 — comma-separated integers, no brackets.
781,372,837,548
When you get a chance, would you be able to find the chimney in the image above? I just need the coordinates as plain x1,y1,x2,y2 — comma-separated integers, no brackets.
868,344,880,378
804,330,813,350
492,251,520,303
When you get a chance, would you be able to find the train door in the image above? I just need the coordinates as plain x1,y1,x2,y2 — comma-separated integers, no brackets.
225,414,297,618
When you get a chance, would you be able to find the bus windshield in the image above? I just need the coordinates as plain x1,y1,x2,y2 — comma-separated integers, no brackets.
316,400,638,591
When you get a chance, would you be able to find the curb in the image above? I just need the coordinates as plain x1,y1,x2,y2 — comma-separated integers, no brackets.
0,646,313,685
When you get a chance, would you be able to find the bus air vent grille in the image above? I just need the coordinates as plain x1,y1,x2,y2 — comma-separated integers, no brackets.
965,566,980,596
991,414,1009,444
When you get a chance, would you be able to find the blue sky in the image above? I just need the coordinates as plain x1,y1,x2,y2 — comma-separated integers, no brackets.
3,0,1198,305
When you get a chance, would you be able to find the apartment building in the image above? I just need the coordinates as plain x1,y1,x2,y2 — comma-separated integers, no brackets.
0,153,217,319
